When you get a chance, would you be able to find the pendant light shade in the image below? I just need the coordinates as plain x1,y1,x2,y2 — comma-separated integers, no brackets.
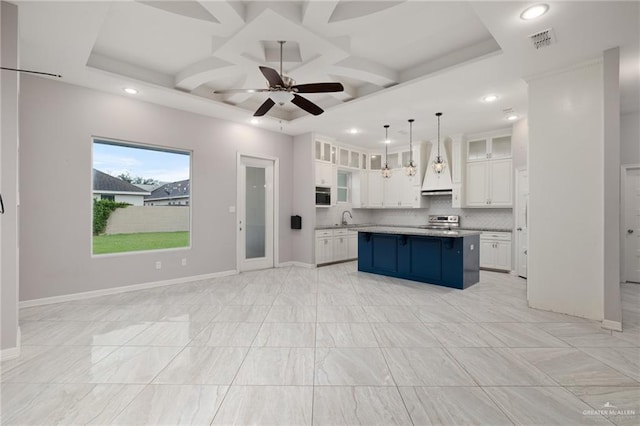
382,124,391,179
433,112,446,174
405,119,416,176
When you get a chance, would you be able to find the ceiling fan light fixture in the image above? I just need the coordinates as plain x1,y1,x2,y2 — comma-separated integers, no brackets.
269,91,294,106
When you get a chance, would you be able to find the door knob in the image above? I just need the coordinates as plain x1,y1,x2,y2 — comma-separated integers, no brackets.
517,227,522,231
629,229,635,234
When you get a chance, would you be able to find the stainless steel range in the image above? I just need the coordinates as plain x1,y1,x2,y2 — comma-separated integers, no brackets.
420,215,460,230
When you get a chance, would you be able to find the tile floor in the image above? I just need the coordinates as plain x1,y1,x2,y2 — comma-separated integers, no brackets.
1,262,639,425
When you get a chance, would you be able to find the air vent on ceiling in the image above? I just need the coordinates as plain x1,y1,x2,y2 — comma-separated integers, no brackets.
529,28,555,49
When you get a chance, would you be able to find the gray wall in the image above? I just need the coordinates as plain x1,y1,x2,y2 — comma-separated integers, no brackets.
621,111,639,165
19,75,294,301
1,1,20,354
291,133,316,265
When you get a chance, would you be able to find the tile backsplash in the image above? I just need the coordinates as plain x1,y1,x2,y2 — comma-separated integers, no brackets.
316,196,513,230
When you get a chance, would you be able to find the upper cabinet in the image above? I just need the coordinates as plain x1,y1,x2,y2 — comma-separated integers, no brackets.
315,140,336,164
467,135,512,162
338,147,363,169
465,133,513,208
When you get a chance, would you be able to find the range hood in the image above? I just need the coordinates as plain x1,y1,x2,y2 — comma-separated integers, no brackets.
421,141,453,195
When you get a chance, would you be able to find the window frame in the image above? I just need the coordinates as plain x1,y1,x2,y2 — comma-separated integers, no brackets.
337,170,351,204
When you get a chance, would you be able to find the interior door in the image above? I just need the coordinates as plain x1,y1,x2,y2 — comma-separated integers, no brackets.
516,169,529,278
237,156,275,272
624,167,640,283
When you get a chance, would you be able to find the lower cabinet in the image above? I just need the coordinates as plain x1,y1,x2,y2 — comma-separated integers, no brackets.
479,232,512,271
315,229,358,265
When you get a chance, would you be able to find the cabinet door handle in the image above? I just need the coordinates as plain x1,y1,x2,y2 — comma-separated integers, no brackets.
0,193,4,214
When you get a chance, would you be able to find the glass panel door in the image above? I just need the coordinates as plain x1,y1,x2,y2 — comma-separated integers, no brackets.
245,166,266,259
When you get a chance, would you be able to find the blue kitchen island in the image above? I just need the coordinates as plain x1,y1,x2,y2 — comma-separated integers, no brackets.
353,226,481,289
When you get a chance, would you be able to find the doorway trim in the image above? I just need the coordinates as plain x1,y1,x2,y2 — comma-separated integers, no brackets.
621,163,640,283
514,167,529,278
236,152,279,271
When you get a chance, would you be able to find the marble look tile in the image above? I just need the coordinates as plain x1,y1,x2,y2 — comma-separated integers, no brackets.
515,348,639,386
190,322,261,346
315,348,395,386
567,386,640,426
372,323,441,347
63,346,182,384
317,306,369,322
317,281,356,294
153,347,248,385
399,386,513,426
318,293,361,306
425,323,506,347
125,322,206,346
316,323,379,348
363,306,421,322
453,302,524,322
112,384,228,425
579,347,640,382
480,322,570,347
538,322,637,347
273,292,317,306
313,386,412,426
234,348,314,385
212,386,312,426
381,348,475,386
37,304,114,322
54,384,145,425
264,306,316,323
19,320,150,346
412,304,474,323
484,386,611,425
212,305,270,322
447,347,556,386
2,346,117,383
0,345,51,375
250,323,314,348
229,291,277,305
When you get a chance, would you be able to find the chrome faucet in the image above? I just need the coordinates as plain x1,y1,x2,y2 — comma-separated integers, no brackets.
341,210,353,226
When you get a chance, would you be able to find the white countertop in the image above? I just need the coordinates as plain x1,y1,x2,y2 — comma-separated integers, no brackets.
349,226,481,238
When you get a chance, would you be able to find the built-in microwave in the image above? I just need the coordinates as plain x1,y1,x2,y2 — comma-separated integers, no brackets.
316,186,331,206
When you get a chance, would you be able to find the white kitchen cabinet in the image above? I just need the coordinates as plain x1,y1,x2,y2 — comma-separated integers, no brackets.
333,230,349,261
347,233,358,259
480,232,512,271
316,229,358,265
467,135,511,162
315,140,335,163
452,184,462,208
465,158,512,207
315,161,333,187
315,230,334,265
367,171,383,207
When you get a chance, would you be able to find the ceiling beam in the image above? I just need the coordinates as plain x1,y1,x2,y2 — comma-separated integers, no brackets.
328,57,398,87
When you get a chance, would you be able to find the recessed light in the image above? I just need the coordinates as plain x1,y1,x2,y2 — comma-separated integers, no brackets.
123,87,138,95
483,94,498,103
506,114,519,121
520,4,549,20
349,128,359,134
250,118,260,125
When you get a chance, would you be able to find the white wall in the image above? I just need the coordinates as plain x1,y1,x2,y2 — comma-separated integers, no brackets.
621,111,639,165
291,133,316,265
527,59,605,320
1,1,20,357
512,118,528,171
115,194,145,206
19,75,295,301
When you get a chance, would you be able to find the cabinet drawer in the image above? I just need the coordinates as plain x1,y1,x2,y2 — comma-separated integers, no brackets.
480,232,511,241
334,229,349,236
316,230,334,238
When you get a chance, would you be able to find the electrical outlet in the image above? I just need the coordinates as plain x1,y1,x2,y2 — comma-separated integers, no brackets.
155,261,162,269
181,258,187,266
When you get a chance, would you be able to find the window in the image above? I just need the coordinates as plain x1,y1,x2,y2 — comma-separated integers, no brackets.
337,171,351,203
92,138,191,255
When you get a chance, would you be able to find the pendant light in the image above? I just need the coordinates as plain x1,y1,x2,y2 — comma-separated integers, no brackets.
433,112,446,174
405,119,416,176
381,124,391,179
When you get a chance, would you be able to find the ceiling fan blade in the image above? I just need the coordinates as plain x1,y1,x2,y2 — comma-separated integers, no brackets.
259,66,284,87
292,94,324,116
253,98,276,117
214,88,269,94
292,82,344,93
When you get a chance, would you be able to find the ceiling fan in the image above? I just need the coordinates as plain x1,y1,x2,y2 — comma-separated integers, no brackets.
214,41,344,117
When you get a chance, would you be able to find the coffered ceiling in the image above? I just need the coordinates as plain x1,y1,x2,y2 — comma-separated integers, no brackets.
14,1,640,148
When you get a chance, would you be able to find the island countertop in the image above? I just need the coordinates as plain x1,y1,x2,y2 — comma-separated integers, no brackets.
349,226,481,238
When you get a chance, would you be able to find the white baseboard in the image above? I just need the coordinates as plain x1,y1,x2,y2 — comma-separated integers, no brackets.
1,327,21,361
19,270,238,308
602,319,623,332
277,261,316,269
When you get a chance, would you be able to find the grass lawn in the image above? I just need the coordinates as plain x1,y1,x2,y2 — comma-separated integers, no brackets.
93,231,189,255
